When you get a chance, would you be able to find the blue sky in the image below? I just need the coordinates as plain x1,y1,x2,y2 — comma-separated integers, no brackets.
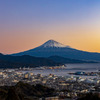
0,0,100,53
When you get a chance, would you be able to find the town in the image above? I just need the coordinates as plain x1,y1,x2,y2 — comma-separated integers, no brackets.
0,68,100,99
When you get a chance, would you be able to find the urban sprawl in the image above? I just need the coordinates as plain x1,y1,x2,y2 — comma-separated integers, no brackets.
0,67,100,100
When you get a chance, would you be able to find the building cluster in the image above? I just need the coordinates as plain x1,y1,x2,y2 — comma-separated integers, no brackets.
69,71,99,76
0,68,100,99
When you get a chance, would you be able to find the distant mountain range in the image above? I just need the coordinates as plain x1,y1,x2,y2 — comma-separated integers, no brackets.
0,39,99,68
48,56,96,64
0,53,62,68
0,53,96,68
12,40,100,61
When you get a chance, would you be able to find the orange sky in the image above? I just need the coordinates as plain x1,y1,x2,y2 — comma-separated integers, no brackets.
1,25,100,54
0,0,100,54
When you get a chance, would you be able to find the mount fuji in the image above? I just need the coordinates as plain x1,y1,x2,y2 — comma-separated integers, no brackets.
39,39,69,48
12,40,100,61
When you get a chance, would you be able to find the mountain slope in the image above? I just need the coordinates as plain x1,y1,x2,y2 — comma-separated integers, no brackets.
48,56,97,64
12,40,100,61
0,54,62,68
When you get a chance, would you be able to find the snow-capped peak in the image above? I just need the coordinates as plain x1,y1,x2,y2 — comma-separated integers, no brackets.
40,40,70,48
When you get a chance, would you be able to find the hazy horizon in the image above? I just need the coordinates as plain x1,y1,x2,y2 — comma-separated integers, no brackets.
0,0,100,54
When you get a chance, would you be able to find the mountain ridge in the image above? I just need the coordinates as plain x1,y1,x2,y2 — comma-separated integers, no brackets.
0,54,62,68
0,53,96,69
48,55,97,64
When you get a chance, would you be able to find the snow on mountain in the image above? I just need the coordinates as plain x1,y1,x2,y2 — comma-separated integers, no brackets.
40,40,70,48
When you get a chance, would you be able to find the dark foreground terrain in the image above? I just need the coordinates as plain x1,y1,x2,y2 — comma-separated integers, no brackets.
1,81,100,100
77,93,100,100
0,82,55,100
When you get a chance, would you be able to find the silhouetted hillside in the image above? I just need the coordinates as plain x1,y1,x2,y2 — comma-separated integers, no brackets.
0,54,62,68
0,82,55,100
48,56,97,64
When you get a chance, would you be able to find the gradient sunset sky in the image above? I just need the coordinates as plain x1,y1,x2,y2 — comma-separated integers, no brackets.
0,0,100,54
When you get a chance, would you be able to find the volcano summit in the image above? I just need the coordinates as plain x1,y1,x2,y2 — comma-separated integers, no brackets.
39,40,69,48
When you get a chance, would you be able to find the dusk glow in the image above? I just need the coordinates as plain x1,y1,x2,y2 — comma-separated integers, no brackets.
0,0,100,54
